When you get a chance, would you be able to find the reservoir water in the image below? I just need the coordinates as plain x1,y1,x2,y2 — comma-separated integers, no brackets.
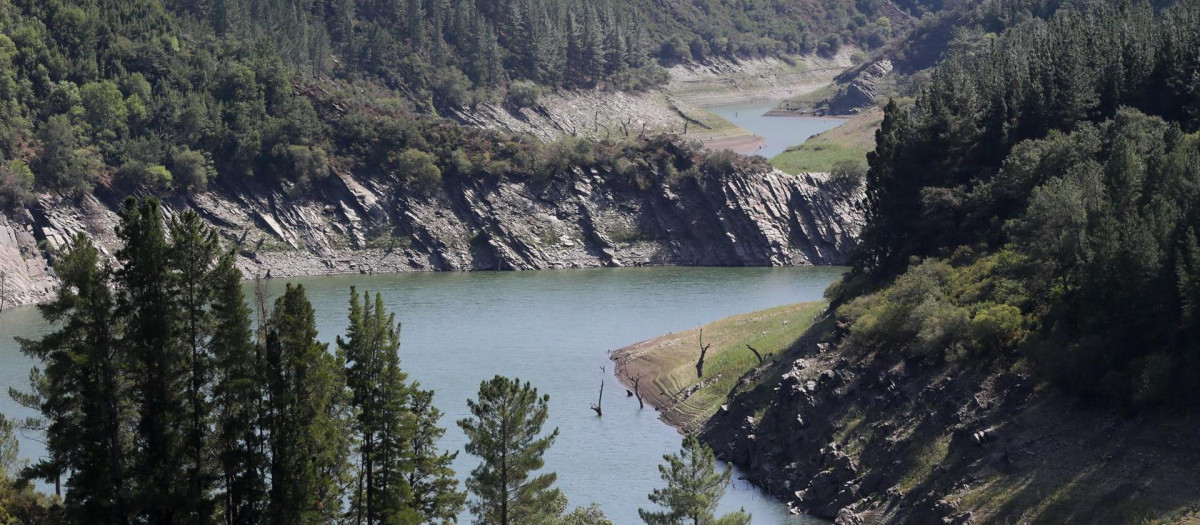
0,266,843,523
706,100,845,159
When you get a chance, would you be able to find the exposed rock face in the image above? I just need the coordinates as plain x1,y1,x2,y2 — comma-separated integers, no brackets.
1,167,864,307
816,59,894,116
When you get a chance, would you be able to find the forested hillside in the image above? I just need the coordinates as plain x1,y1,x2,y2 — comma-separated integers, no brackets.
695,4,1200,522
0,0,917,223
0,0,779,215
845,0,1200,405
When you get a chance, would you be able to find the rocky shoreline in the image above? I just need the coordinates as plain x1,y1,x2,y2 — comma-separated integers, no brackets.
0,167,864,309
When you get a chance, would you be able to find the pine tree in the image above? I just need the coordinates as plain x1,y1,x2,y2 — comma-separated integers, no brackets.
405,387,465,523
210,251,268,525
458,376,564,525
115,197,188,524
638,435,750,525
264,284,351,524
17,234,130,524
167,210,221,524
340,288,418,524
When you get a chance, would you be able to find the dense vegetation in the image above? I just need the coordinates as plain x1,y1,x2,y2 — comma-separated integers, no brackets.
837,1,1200,406
0,0,786,216
1,196,745,523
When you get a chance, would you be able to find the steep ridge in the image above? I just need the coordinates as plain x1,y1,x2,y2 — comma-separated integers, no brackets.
0,168,863,308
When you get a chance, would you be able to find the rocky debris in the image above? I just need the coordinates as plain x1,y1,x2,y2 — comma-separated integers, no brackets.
816,60,894,116
1,166,864,307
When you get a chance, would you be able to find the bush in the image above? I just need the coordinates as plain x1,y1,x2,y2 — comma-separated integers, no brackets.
116,162,173,191
0,160,33,211
170,148,212,194
970,304,1023,351
829,159,867,186
392,149,441,194
506,81,541,109
701,149,739,176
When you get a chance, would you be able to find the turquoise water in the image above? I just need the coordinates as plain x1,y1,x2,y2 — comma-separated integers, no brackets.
707,100,845,159
0,266,844,523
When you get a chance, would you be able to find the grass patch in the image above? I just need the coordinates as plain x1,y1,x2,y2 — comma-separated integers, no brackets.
772,141,871,174
629,301,827,429
898,433,951,493
770,107,883,174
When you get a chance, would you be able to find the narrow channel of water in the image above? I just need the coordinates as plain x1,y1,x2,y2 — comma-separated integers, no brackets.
0,266,842,522
706,100,845,159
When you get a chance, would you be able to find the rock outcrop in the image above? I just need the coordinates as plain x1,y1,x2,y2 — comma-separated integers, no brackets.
816,59,893,116
0,167,863,308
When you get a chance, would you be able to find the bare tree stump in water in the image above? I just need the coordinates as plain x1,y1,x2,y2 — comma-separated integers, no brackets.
590,366,605,417
590,380,604,417
631,374,644,409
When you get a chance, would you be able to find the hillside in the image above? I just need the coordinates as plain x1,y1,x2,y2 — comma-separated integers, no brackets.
605,1,1200,522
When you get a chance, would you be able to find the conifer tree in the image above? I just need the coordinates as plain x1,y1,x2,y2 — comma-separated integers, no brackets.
639,435,750,525
115,197,188,524
17,234,130,524
264,284,351,524
340,288,417,524
210,251,268,524
405,386,465,523
168,210,221,524
458,376,564,525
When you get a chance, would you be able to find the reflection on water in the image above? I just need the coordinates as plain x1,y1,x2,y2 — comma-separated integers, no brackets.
0,266,843,523
707,100,844,159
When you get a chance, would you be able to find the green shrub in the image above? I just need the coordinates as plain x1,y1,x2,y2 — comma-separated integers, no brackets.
829,159,867,186
970,304,1023,352
116,162,173,191
392,149,441,194
0,160,33,211
506,81,541,109
170,148,212,194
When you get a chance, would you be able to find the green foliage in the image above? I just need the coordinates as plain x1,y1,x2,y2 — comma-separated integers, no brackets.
639,435,750,525
558,503,613,525
264,283,352,523
0,159,33,211
392,148,442,194
849,2,1200,406
506,80,542,109
970,304,1023,352
840,255,1028,360
169,148,212,194
458,376,564,525
340,288,464,524
829,159,867,186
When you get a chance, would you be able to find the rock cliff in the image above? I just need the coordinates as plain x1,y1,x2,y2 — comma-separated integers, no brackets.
0,167,863,308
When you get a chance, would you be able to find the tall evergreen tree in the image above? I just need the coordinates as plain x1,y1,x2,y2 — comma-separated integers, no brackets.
17,234,129,524
168,210,221,524
210,251,268,525
639,435,750,525
405,387,465,523
458,376,564,525
264,284,351,524
340,288,417,524
115,197,187,524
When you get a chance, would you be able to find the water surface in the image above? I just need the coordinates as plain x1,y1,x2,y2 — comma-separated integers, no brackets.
707,100,844,158
0,266,844,523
